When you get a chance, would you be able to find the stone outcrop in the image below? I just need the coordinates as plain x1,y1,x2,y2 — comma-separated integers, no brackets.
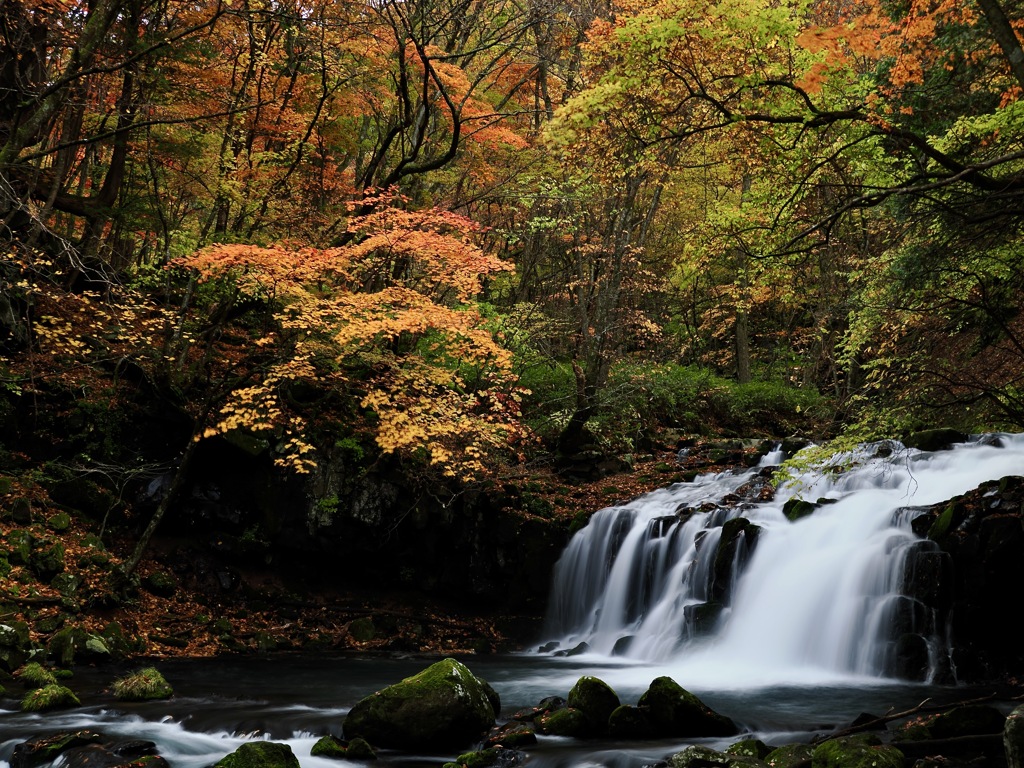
343,658,497,750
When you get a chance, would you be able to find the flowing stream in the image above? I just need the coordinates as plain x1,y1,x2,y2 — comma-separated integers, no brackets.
3,435,1023,768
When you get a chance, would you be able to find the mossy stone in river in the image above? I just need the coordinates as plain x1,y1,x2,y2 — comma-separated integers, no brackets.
764,744,814,768
15,662,57,689
343,658,497,750
567,675,620,732
668,745,768,768
21,683,80,712
607,705,655,739
308,735,376,761
113,667,173,700
811,735,903,768
638,676,737,737
727,740,773,759
537,707,590,738
309,736,347,759
10,731,103,768
214,742,299,768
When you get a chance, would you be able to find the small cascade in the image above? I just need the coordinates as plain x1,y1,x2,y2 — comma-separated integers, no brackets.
542,434,1024,683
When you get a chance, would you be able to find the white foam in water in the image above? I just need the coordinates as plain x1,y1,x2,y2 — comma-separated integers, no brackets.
542,434,1024,688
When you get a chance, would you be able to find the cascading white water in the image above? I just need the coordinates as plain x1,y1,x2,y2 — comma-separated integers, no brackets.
543,434,1024,685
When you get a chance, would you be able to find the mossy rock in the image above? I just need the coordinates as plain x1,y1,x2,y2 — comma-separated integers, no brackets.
15,661,57,688
101,621,142,658
45,512,72,532
213,742,299,768
0,621,33,672
567,675,620,732
348,617,376,642
903,429,967,452
608,705,656,739
344,738,376,761
765,744,815,768
21,683,80,711
451,748,501,768
9,731,103,768
309,735,347,759
537,706,591,737
783,498,817,522
142,571,177,598
484,721,537,749
7,529,34,565
668,745,768,768
113,667,173,700
727,739,773,759
30,540,65,581
343,658,497,750
637,676,737,737
47,625,110,666
927,500,967,542
811,735,903,768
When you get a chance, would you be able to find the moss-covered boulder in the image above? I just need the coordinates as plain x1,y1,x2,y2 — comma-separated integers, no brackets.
343,658,497,750
9,731,103,768
903,429,967,452
15,662,57,689
727,740,773,760
309,735,376,761
1006,703,1024,768
142,571,177,598
21,683,80,711
213,742,299,768
46,625,111,666
537,707,591,737
0,621,32,672
30,539,65,581
113,668,173,700
446,748,502,768
811,735,903,768
637,676,737,737
764,744,814,768
668,745,768,768
782,498,817,522
310,736,347,759
566,675,620,733
607,705,655,739
483,721,537,749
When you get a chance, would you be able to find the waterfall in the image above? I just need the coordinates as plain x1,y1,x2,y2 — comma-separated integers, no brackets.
542,434,1024,685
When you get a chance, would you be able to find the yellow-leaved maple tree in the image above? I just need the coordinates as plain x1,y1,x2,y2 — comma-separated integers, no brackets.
175,194,526,480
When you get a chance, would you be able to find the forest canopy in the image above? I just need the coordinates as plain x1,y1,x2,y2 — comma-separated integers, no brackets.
3,0,1024,486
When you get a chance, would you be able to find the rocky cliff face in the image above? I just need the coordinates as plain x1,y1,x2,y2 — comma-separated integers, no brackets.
906,474,1024,681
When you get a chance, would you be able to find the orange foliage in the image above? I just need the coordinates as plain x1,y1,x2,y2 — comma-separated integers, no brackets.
175,197,525,480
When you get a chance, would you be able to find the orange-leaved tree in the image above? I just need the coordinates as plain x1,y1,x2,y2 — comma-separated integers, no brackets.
175,194,527,481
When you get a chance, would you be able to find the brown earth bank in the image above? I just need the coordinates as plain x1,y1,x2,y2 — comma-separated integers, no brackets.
0,437,773,667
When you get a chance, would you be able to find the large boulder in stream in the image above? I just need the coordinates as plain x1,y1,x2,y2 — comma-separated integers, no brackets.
566,676,620,733
811,735,903,768
668,745,767,768
637,676,737,737
214,742,299,768
343,658,498,750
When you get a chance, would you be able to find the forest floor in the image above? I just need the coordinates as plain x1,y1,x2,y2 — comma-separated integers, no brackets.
1,441,766,663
